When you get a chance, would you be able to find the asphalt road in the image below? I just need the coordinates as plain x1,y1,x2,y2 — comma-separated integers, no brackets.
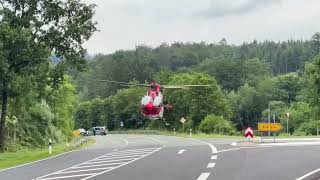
1,134,320,180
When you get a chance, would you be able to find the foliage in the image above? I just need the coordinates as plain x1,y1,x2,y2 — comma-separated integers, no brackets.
0,0,97,150
199,115,236,135
165,72,231,129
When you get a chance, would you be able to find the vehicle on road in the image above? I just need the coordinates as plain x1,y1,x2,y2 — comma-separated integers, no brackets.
91,126,108,136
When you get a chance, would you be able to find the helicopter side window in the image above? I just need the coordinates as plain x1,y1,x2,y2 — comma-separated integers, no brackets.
141,96,152,105
153,96,162,106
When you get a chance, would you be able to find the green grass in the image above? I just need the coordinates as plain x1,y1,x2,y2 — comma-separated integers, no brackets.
0,139,95,170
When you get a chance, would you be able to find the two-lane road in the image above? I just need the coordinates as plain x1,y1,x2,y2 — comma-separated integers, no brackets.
1,135,320,180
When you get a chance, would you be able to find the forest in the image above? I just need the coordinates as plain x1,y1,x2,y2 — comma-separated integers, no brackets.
1,0,320,151
74,33,320,136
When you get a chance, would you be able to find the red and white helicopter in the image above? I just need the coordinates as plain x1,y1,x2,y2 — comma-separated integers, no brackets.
98,80,210,125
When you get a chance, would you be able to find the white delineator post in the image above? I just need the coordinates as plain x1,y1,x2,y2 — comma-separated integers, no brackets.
189,129,192,137
49,138,52,155
174,128,176,135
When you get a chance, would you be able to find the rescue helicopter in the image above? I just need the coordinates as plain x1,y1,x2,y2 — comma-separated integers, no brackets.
97,80,210,125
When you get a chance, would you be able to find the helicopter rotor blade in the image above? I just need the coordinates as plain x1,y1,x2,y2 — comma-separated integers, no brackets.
94,79,149,87
161,85,211,89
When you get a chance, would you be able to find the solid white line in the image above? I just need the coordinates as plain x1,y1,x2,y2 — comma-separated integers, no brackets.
80,147,163,180
0,149,79,172
37,173,96,180
84,158,136,165
72,162,124,169
53,167,112,175
260,142,320,146
218,147,242,153
211,155,217,160
207,163,216,168
296,168,320,180
192,139,217,154
197,172,210,180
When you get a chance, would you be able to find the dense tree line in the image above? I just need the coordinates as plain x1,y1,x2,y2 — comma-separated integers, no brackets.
74,33,320,135
0,0,96,150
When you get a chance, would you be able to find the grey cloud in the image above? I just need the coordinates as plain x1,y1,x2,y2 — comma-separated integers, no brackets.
201,0,281,18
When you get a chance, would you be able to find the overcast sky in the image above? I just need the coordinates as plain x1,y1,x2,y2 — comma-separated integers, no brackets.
83,0,320,55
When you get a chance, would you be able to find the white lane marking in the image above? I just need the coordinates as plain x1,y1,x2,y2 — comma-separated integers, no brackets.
120,138,129,148
296,168,320,180
106,151,154,156
231,142,237,146
119,147,160,152
97,154,143,160
35,147,156,180
113,149,118,151
260,142,320,146
52,167,112,175
197,172,210,180
211,155,217,160
192,139,217,154
178,149,186,154
36,173,96,180
0,149,80,173
81,147,162,180
72,162,124,169
83,158,135,165
207,163,216,168
217,146,272,153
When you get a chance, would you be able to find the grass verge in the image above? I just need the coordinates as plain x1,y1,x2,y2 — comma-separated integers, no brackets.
0,138,95,170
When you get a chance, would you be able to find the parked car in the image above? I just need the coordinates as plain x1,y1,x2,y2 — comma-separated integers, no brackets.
92,126,108,136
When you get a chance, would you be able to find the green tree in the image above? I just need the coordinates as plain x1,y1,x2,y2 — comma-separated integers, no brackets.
165,72,231,129
199,115,235,135
0,0,97,150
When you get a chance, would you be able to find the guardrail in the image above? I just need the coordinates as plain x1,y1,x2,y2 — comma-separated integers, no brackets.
70,137,94,148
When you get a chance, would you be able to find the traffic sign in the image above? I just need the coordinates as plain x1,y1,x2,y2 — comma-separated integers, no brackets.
180,117,186,124
245,127,253,141
258,123,284,132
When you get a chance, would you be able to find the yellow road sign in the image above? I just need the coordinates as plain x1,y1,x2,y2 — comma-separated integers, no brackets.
258,123,284,132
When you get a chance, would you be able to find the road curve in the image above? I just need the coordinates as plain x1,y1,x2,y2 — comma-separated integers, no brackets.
1,135,320,180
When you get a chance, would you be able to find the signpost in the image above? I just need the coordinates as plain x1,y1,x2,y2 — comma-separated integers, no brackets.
245,127,253,141
180,117,186,133
258,123,284,143
258,123,284,132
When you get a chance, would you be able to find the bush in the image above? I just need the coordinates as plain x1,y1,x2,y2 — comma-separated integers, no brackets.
296,120,320,135
199,115,236,135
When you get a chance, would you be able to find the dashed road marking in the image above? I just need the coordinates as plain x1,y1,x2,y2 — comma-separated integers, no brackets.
211,155,217,160
207,163,216,168
178,149,186,154
197,172,210,180
35,147,162,180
